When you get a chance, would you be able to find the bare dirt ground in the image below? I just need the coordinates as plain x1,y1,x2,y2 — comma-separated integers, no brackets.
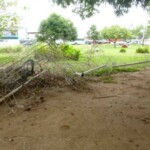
0,69,150,150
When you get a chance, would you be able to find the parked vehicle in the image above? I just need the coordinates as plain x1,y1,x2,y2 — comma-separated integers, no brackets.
85,40,93,44
126,39,139,45
67,41,76,45
96,40,110,44
20,39,36,45
55,39,63,44
116,41,128,45
73,39,86,45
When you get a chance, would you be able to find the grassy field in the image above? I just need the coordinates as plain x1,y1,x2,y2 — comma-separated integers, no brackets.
0,44,150,74
63,44,149,73
76,44,150,64
0,53,17,64
0,45,34,66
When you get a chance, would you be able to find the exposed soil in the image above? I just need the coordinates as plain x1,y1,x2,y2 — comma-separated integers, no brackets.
0,69,150,150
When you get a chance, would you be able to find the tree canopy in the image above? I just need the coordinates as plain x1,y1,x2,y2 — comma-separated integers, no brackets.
87,25,100,40
129,24,150,39
130,25,144,39
0,0,19,36
101,25,131,47
37,13,77,44
52,0,150,18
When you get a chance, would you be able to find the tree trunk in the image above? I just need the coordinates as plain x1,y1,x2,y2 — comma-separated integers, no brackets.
114,41,116,48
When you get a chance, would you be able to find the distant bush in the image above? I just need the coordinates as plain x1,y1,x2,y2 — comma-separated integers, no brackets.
143,46,149,53
0,45,23,53
136,47,149,53
120,48,126,53
122,44,128,48
59,44,80,60
34,43,80,61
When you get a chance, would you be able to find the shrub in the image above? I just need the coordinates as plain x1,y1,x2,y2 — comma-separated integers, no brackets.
59,44,80,60
142,46,149,53
0,45,23,53
136,47,149,53
34,43,80,61
120,48,126,53
34,43,63,60
122,44,128,48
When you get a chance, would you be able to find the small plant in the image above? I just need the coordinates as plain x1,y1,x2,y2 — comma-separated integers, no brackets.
34,43,80,61
113,67,139,73
136,47,149,53
95,67,139,77
122,44,128,48
136,47,143,53
59,44,80,60
120,48,126,53
143,46,149,53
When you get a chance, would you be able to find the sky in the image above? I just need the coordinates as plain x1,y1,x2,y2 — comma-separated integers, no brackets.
16,0,150,38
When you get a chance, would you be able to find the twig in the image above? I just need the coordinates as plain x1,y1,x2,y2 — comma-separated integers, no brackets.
93,95,117,99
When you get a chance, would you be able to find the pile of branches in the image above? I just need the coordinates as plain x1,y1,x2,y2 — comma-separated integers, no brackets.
0,43,78,105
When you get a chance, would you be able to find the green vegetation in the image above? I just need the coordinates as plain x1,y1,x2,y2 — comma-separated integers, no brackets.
76,44,149,64
130,25,150,39
0,45,24,64
52,0,149,18
136,47,149,53
113,67,140,73
0,0,19,36
120,48,126,53
101,26,131,48
37,13,77,44
93,67,140,77
0,55,15,63
0,45,23,53
34,43,80,61
59,44,81,60
87,25,100,40
0,44,149,76
75,44,150,75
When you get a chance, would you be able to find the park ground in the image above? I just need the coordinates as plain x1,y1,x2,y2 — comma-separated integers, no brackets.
0,67,150,150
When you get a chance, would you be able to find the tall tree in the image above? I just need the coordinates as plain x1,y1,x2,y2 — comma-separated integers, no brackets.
145,6,150,38
130,25,144,39
0,0,19,36
101,25,131,47
52,0,150,18
146,22,150,38
37,13,77,44
87,25,100,41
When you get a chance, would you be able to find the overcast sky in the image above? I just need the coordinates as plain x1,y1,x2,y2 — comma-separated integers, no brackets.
17,0,149,37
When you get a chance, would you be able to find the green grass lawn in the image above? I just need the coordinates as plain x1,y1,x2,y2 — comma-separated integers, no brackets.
67,44,150,73
75,44,150,64
0,54,16,64
0,45,34,66
0,43,150,74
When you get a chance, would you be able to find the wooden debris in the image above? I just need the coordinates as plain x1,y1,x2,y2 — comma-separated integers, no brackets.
0,70,46,104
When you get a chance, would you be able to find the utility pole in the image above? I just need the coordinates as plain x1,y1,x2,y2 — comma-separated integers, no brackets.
140,29,145,46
